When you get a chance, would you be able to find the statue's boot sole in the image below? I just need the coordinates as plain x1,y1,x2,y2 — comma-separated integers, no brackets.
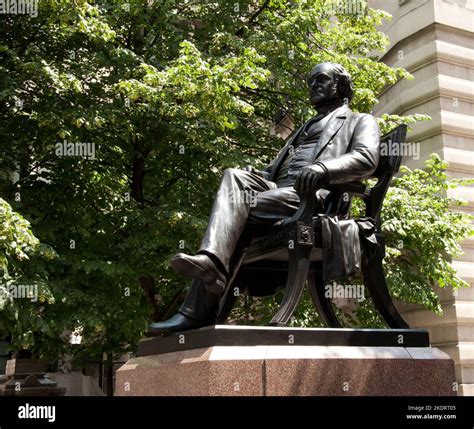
171,254,226,294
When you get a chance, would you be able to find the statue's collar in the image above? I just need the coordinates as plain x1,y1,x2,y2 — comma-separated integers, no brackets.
315,103,351,120
333,104,351,118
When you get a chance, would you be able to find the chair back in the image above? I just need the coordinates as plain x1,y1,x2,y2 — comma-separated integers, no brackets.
365,124,407,227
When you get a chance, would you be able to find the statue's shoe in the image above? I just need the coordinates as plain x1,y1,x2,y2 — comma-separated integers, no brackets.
171,253,226,294
147,313,209,336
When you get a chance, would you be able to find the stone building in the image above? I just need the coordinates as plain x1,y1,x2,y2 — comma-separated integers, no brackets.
368,0,474,395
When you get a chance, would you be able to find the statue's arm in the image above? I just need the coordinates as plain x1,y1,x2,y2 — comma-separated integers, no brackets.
316,114,380,185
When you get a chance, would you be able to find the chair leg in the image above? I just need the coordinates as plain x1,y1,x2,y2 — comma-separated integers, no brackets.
362,248,409,329
307,269,342,328
270,245,312,326
216,278,239,324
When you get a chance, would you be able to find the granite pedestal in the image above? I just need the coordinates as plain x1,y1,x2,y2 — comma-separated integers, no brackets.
116,325,456,396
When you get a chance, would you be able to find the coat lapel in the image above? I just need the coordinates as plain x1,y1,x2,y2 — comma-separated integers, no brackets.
302,111,332,139
311,105,350,161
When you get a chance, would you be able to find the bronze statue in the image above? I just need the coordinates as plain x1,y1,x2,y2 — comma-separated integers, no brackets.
149,62,380,335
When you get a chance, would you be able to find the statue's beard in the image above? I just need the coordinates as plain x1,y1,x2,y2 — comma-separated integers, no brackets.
318,98,343,112
313,89,342,112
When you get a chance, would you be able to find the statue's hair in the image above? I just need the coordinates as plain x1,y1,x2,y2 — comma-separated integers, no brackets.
330,63,354,102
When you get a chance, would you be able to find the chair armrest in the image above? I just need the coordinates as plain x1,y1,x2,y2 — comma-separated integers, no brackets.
278,181,369,227
326,182,370,199
278,188,317,226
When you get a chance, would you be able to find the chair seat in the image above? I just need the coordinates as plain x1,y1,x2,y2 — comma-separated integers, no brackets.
243,217,323,265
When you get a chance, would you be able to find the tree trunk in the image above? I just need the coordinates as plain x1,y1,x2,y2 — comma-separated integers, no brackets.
131,154,145,203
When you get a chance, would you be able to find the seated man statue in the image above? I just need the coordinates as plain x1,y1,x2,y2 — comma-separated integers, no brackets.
149,62,380,335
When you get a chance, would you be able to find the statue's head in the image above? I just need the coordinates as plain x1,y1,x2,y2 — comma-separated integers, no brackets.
307,62,354,108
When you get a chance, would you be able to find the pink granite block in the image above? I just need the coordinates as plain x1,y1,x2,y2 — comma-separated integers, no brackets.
116,348,211,396
208,360,263,396
116,347,265,396
264,346,456,396
115,345,456,396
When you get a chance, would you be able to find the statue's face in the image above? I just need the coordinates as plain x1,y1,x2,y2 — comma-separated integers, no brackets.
307,63,339,108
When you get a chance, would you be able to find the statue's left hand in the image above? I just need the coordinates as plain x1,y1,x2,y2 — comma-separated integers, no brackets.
242,165,269,179
294,164,326,194
242,165,258,173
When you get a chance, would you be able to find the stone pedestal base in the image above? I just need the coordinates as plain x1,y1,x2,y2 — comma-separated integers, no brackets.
116,345,455,396
0,359,66,396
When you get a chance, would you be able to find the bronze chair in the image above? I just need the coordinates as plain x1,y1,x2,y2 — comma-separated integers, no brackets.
216,124,409,329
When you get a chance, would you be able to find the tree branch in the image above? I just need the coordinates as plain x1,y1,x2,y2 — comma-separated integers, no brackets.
247,0,271,24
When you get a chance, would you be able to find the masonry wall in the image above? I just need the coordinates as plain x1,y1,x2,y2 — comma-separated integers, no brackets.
368,0,474,395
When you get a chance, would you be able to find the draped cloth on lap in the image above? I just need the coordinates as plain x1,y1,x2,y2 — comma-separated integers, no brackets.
320,216,378,282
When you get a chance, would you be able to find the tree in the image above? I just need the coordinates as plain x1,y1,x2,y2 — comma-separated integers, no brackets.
0,198,56,351
0,0,471,363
